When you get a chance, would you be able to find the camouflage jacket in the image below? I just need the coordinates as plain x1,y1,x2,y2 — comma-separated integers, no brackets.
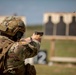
6,38,40,69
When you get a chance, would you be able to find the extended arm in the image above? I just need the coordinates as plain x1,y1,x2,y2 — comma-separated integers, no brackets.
20,31,43,58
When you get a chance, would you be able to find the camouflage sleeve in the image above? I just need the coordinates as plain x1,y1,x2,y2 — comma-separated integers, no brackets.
26,40,40,58
20,37,40,58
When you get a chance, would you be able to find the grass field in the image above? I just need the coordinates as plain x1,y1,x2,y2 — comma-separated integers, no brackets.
26,25,76,75
35,64,76,75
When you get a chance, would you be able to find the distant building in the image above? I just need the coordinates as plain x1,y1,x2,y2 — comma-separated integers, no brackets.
43,12,76,36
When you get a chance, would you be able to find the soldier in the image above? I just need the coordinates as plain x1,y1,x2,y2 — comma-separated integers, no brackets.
0,16,43,75
5,32,43,75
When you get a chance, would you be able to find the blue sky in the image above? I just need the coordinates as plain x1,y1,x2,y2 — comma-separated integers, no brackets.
0,0,76,25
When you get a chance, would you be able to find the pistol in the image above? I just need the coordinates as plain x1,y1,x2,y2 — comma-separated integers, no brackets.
35,31,44,36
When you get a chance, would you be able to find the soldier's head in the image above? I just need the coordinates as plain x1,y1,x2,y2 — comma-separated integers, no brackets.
0,16,26,41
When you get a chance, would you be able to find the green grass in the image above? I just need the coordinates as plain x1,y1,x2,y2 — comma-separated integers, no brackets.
55,40,76,57
26,25,76,75
35,64,76,75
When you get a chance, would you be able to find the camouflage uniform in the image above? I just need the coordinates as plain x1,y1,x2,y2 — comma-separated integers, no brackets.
0,16,41,75
6,37,40,75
